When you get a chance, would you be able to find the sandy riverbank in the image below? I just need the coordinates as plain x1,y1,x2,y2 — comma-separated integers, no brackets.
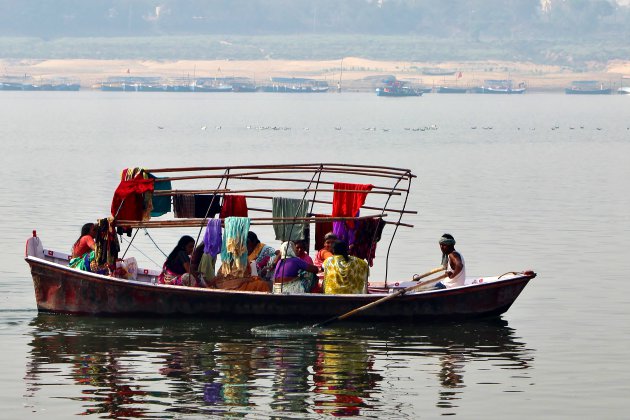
3,57,630,91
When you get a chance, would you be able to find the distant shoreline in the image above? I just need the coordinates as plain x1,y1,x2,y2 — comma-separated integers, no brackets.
2,58,630,92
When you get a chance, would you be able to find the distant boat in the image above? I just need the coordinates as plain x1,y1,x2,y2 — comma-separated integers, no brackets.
376,80,422,97
163,79,195,92
231,82,257,92
51,83,80,91
191,84,231,93
422,68,457,76
565,81,611,95
472,80,526,94
260,77,329,93
137,83,167,92
436,86,468,94
99,82,130,92
0,81,24,90
21,83,42,91
484,86,526,94
0,77,80,91
98,77,161,92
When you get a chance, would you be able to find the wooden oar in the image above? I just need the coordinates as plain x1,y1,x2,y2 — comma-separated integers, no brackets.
312,272,448,328
412,266,445,281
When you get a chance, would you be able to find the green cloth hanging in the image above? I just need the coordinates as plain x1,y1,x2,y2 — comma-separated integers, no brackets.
151,177,172,217
272,197,309,242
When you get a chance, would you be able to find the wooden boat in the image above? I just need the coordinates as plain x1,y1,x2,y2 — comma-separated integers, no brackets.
422,68,457,76
436,86,468,94
472,80,526,94
260,77,329,93
565,80,611,95
0,77,80,91
24,163,536,321
231,82,257,92
376,81,422,97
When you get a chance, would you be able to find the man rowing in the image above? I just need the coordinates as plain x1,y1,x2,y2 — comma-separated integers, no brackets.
434,233,465,289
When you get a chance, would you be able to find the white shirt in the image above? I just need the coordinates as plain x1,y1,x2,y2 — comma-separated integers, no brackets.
442,252,465,288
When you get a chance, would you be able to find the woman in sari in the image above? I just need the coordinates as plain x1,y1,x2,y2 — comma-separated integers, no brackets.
159,235,207,287
313,232,337,269
69,222,98,272
322,241,369,294
72,223,97,257
294,240,313,264
273,241,320,294
246,231,277,282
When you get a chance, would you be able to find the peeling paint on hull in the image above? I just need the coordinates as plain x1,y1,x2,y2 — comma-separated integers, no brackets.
27,257,534,321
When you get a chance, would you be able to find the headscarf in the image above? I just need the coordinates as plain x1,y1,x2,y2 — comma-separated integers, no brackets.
279,241,297,259
247,241,265,263
439,235,456,246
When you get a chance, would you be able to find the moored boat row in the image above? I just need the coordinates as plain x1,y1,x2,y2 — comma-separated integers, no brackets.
0,78,80,91
93,76,329,93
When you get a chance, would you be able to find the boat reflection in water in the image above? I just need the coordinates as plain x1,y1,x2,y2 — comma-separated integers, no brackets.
24,315,534,417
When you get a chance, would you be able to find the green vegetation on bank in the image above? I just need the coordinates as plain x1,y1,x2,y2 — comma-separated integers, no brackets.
2,35,630,69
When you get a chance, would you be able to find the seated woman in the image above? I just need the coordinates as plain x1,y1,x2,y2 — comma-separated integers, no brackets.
159,235,206,287
72,223,97,257
246,231,277,282
209,233,272,293
190,241,216,283
294,239,313,264
69,222,97,271
322,240,369,294
313,232,337,270
273,241,320,294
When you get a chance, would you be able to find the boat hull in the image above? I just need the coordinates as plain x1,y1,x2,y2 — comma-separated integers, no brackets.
261,86,328,93
376,88,422,97
436,86,468,94
566,88,611,95
474,87,526,94
26,257,534,321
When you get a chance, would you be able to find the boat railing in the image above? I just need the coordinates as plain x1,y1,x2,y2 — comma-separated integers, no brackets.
113,163,416,285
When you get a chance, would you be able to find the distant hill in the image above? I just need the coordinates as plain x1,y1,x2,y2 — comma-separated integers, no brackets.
1,1,629,67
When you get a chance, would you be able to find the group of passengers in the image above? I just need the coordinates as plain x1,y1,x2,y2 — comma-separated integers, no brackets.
72,223,464,294
152,231,370,295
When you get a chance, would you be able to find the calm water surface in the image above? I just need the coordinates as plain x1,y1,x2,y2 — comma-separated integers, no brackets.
1,92,629,418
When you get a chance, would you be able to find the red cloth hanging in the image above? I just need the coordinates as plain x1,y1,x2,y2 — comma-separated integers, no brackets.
111,178,155,221
332,182,373,228
219,195,248,218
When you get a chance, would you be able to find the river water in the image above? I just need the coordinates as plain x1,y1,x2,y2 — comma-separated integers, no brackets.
1,91,629,418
